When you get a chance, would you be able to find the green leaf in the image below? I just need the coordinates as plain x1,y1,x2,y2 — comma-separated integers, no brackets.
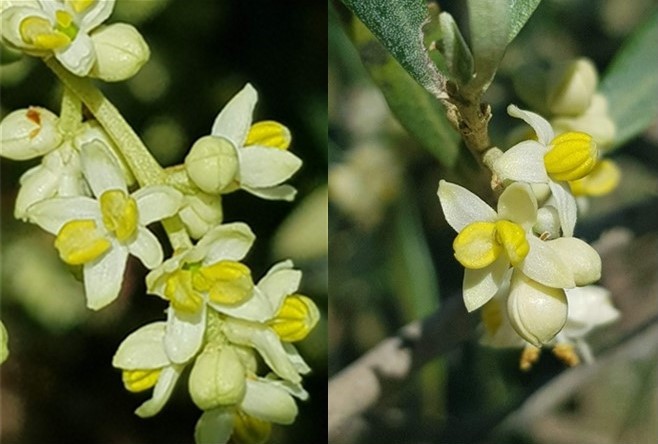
438,12,474,86
467,0,541,94
347,15,460,167
600,12,658,150
341,0,448,99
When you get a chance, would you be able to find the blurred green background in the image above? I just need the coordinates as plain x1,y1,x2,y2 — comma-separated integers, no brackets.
1,1,327,443
329,0,658,443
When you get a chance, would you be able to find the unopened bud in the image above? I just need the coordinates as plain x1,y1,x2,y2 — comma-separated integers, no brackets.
185,135,239,194
547,58,598,116
89,23,150,82
0,107,61,160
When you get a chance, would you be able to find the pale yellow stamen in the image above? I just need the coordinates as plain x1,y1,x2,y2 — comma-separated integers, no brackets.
20,17,71,49
268,294,320,342
164,269,203,313
245,121,291,150
122,368,162,393
55,219,111,265
553,343,580,366
99,189,138,242
544,131,598,182
67,0,95,13
494,220,529,266
569,159,620,197
481,298,503,337
519,345,541,372
232,410,272,444
193,261,254,306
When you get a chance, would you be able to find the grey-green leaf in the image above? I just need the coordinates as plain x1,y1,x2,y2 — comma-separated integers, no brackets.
466,0,541,94
439,12,474,86
341,0,448,99
347,16,460,167
600,12,658,150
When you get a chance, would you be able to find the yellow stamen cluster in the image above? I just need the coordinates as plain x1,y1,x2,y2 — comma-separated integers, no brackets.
232,411,272,444
569,159,620,196
100,189,139,242
268,294,320,342
67,0,95,13
19,10,80,50
519,345,541,372
552,343,580,366
122,368,162,393
453,220,529,269
55,219,111,265
544,131,597,182
245,121,291,150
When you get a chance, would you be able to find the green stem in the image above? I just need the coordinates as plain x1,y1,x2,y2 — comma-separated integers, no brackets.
44,57,165,187
58,87,83,135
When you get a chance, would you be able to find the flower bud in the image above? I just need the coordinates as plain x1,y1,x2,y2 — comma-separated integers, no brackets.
547,58,598,116
185,135,239,194
547,237,601,286
89,23,150,82
0,107,62,160
552,94,616,150
533,206,560,239
189,344,246,410
179,192,224,239
507,272,567,347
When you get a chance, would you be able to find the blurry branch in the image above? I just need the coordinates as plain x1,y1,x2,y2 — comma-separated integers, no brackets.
328,296,476,444
496,317,658,437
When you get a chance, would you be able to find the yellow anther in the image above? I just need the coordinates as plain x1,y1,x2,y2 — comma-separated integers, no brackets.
552,343,580,367
20,17,71,49
122,368,162,393
268,294,320,342
55,219,111,265
232,411,272,444
194,261,254,306
569,159,620,197
165,269,204,313
453,222,501,269
519,345,541,372
481,298,503,337
494,220,529,266
544,131,598,182
99,189,138,242
67,0,95,13
245,121,291,150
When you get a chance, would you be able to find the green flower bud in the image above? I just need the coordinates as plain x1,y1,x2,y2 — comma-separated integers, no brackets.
185,136,239,194
89,23,150,82
189,344,246,410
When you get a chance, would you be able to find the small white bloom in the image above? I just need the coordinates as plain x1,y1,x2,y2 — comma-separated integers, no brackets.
493,105,599,237
184,83,302,201
1,0,117,76
146,222,257,364
112,321,185,418
27,141,182,310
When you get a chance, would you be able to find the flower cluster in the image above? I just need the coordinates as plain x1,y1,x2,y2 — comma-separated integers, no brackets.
438,104,618,360
0,2,318,441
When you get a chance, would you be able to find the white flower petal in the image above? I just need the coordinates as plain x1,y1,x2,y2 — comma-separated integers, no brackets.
507,104,554,145
133,185,182,226
55,32,95,76
437,180,497,232
14,165,59,220
238,147,302,188
563,286,619,337
257,261,301,312
135,364,184,418
282,343,311,375
77,0,116,31
26,196,99,234
1,7,49,50
83,244,128,310
194,408,234,444
546,237,601,286
493,140,549,183
242,379,298,425
200,222,256,264
80,140,127,195
128,227,163,269
521,236,575,288
242,184,298,201
222,319,301,383
112,321,169,369
211,83,257,147
211,286,273,322
164,306,205,364
496,182,537,228
265,374,309,401
462,255,510,312
548,181,577,237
